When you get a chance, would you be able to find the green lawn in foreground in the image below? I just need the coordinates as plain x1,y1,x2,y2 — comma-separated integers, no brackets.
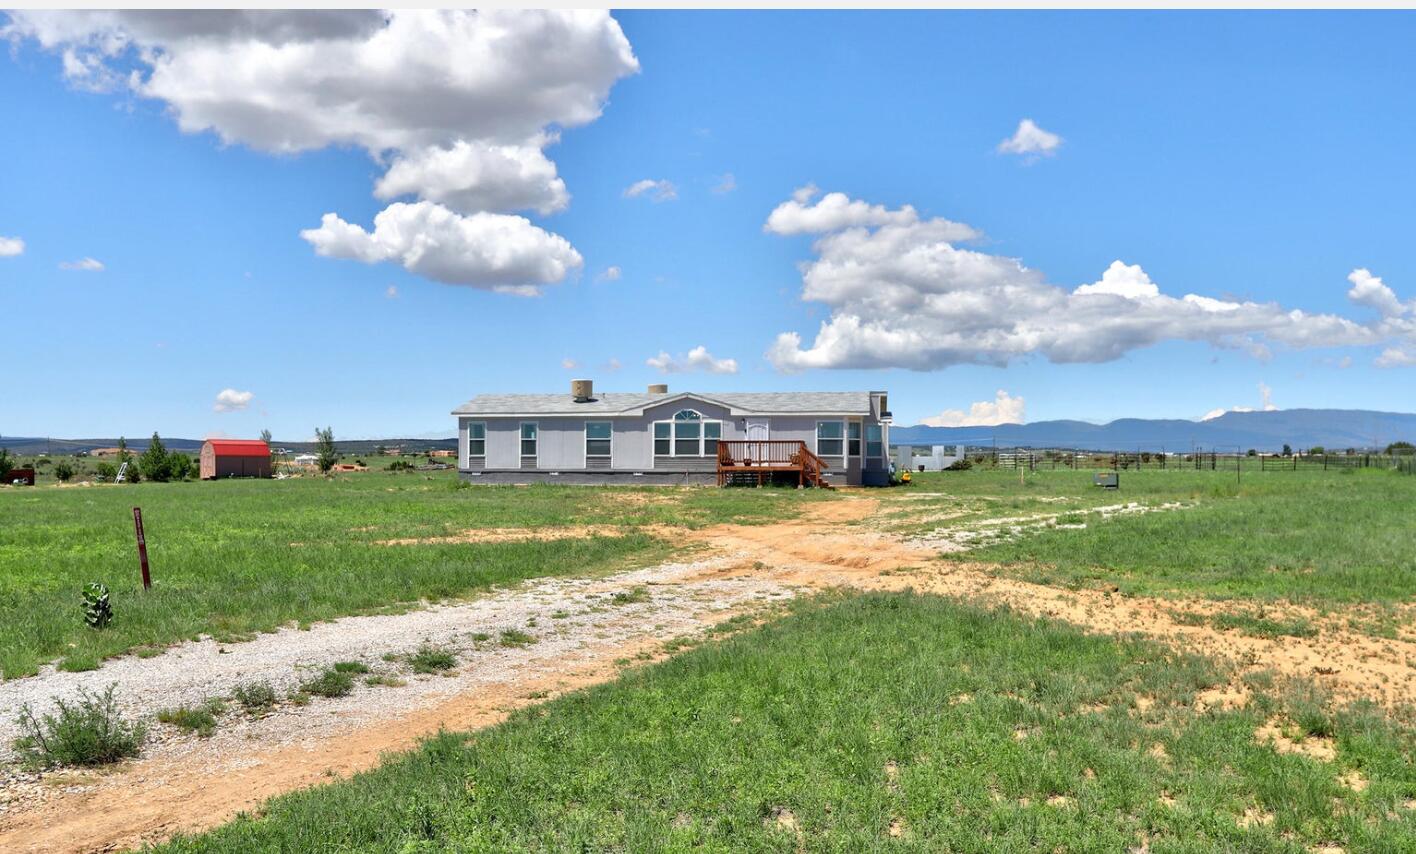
902,468,1416,603
0,472,826,679
158,592,1416,853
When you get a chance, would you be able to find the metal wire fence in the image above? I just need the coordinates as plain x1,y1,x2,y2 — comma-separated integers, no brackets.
955,449,1416,475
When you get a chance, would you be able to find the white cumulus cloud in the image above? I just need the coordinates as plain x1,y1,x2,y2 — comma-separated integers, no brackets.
921,390,1026,427
764,189,1398,373
764,190,944,237
998,118,1062,158
374,136,570,216
59,257,104,271
1347,268,1409,318
300,201,582,295
1199,382,1279,421
0,235,23,257
595,265,622,282
1376,348,1416,368
7,10,637,291
623,179,677,202
1073,261,1160,299
646,346,738,375
213,388,254,412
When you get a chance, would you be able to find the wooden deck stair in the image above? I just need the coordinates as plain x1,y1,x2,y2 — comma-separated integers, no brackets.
716,440,833,488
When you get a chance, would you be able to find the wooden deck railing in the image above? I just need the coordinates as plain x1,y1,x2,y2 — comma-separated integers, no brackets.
716,440,830,487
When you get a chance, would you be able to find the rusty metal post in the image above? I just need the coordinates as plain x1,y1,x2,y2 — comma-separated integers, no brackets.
133,507,151,590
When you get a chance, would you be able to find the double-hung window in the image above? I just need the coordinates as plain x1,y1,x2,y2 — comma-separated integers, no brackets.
520,423,538,457
585,421,612,458
847,421,862,457
866,424,884,459
655,410,720,457
816,421,845,456
674,411,701,456
467,422,486,458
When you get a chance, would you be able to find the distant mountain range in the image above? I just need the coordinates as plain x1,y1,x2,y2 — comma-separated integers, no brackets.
890,409,1416,452
0,436,457,456
5,408,1413,456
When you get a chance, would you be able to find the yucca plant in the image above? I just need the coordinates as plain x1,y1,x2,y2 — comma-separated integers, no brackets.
83,582,113,630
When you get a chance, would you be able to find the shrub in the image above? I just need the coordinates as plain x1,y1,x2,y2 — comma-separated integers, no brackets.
332,661,370,674
945,458,973,471
0,448,13,481
233,680,277,712
53,460,76,482
408,645,457,674
12,685,146,768
157,699,224,738
168,452,195,481
95,461,117,482
300,668,354,698
387,460,416,472
83,582,113,630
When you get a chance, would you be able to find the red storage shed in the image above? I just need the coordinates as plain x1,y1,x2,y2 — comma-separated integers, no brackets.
200,439,272,480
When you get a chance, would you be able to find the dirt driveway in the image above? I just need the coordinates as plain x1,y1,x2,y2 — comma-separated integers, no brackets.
3,494,1413,853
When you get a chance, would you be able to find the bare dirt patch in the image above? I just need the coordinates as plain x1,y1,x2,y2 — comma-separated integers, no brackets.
375,524,644,546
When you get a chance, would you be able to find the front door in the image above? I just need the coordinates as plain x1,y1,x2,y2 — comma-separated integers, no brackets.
746,419,770,441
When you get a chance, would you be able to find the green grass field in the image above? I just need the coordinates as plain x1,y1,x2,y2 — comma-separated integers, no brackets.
895,468,1416,603
158,592,1416,853
0,472,826,679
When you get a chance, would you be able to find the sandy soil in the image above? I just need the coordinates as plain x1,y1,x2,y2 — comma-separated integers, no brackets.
4,492,1414,853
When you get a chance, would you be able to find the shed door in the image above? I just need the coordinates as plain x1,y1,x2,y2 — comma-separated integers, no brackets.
746,419,770,441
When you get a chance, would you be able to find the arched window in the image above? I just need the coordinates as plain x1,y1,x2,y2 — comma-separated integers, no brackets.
654,409,721,457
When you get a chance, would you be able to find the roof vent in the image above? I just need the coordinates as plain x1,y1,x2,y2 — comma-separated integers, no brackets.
647,383,668,394
571,379,594,403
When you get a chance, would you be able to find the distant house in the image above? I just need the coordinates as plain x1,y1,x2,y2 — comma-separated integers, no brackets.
91,447,128,458
200,439,272,480
452,381,892,486
427,449,456,458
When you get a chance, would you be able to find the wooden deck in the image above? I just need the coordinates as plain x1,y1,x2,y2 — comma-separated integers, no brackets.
716,440,831,488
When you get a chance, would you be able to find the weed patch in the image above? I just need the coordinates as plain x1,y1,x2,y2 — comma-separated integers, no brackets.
232,680,277,712
499,629,536,648
157,699,225,738
407,646,457,674
12,685,146,768
299,668,354,698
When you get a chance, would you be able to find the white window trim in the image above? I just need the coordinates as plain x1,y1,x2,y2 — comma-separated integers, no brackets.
467,420,487,458
519,421,538,459
815,420,846,458
653,409,722,458
585,420,613,459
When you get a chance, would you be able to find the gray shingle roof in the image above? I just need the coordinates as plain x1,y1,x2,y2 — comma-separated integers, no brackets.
452,391,876,416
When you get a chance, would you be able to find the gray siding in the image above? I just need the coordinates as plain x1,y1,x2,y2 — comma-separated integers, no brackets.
458,393,891,486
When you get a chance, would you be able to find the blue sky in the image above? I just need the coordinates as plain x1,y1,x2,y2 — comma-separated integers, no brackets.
2,10,1414,440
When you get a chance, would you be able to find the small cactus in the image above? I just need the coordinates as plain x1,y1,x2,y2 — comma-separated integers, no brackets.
83,582,113,630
